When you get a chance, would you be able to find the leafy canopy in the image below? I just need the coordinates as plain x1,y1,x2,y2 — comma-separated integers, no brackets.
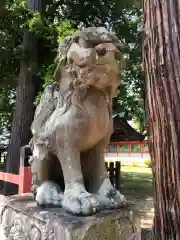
0,0,145,142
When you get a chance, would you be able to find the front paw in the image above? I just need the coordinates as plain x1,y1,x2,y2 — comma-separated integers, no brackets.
94,178,127,210
62,182,99,216
36,181,63,207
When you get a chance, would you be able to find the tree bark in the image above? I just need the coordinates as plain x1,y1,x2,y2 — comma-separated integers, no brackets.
143,0,180,238
3,0,45,195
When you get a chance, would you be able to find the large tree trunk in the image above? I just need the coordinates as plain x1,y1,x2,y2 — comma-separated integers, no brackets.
3,0,45,195
143,0,180,238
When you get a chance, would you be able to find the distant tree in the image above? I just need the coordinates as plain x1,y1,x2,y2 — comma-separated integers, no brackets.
3,0,47,195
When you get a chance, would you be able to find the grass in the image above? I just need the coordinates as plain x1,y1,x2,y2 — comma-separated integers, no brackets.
121,166,153,200
122,166,152,174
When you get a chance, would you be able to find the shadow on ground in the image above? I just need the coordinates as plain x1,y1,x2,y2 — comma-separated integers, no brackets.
121,166,153,202
120,166,154,228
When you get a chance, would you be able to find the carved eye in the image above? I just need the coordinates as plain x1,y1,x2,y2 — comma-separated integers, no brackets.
96,47,107,56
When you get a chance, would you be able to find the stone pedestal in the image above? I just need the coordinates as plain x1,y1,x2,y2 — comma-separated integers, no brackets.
0,194,140,240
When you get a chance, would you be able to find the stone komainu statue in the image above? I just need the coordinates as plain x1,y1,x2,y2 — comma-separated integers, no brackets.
30,27,126,216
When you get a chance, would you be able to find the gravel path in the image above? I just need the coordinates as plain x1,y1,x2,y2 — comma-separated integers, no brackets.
128,196,154,229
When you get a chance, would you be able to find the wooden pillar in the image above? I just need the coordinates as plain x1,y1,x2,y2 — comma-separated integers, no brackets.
18,146,32,194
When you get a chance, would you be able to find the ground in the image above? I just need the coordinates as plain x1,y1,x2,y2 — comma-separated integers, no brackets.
121,166,154,229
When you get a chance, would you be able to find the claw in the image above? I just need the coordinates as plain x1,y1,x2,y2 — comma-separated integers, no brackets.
94,178,126,210
62,182,100,216
36,181,63,207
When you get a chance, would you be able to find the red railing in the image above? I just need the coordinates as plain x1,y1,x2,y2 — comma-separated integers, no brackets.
0,140,149,194
0,166,32,194
0,146,32,194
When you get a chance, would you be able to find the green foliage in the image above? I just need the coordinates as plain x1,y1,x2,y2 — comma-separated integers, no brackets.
0,2,26,85
112,9,145,131
0,87,14,139
35,21,76,104
131,144,141,152
0,1,26,142
119,145,129,152
57,21,76,43
144,158,152,168
0,0,145,142
28,12,44,32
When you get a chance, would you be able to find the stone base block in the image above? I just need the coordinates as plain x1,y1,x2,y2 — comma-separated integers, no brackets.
0,194,140,240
